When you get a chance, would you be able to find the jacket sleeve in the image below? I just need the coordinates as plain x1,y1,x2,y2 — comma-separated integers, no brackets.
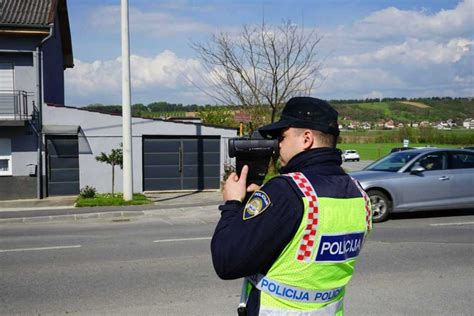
211,177,303,280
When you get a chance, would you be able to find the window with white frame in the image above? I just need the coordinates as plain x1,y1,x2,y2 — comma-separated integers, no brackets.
0,138,12,176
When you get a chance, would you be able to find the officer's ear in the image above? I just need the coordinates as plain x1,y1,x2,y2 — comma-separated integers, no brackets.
302,129,315,149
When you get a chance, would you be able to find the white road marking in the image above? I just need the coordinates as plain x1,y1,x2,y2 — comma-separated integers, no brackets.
157,218,173,225
430,221,474,227
153,237,212,243
0,245,82,253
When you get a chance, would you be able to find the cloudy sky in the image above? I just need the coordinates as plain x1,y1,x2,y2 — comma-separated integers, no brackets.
65,0,474,106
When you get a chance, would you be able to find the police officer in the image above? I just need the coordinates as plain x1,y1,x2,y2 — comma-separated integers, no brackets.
211,97,371,315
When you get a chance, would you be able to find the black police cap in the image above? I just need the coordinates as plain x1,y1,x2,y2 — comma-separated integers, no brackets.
259,97,340,138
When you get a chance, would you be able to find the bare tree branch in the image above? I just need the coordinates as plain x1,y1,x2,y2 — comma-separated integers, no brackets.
190,20,323,123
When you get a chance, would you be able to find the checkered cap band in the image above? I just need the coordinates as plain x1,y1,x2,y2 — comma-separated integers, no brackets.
286,172,319,262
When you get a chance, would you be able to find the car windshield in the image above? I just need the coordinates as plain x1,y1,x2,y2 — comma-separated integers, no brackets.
365,151,421,172
346,150,356,154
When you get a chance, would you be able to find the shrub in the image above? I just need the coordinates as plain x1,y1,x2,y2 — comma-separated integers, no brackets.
80,185,97,198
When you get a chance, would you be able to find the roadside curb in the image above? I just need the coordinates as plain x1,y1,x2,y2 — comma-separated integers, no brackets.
0,206,76,212
0,210,146,224
0,204,220,225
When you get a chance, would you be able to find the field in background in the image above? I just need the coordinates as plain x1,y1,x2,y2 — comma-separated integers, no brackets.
399,101,431,108
340,129,474,145
337,143,463,160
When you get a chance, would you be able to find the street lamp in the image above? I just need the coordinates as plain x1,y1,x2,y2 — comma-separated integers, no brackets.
121,0,133,201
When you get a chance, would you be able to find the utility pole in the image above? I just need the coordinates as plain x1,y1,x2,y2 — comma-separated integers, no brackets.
121,0,133,201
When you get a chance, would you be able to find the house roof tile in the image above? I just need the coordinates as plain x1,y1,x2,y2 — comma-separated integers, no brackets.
0,0,54,27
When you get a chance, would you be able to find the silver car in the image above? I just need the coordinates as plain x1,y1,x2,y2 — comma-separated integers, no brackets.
350,148,474,222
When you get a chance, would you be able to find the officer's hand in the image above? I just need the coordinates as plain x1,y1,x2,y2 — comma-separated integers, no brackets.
246,184,260,192
223,165,249,202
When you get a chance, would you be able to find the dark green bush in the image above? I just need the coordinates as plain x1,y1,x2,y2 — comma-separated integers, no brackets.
79,185,97,198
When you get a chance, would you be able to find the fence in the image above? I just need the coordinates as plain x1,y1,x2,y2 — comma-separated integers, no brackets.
0,90,30,120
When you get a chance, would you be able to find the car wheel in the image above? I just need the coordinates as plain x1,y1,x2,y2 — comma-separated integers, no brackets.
356,159,360,161
367,190,392,223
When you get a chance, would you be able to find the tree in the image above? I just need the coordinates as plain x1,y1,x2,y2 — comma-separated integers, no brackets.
132,103,148,115
95,145,123,195
197,106,237,127
191,20,322,124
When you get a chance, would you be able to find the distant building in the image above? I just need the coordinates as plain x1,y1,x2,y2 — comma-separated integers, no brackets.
384,120,395,129
348,121,360,129
446,119,456,127
435,122,451,130
463,119,474,129
419,121,431,128
361,122,371,130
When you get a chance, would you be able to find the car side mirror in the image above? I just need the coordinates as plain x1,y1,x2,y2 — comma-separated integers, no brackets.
410,166,425,174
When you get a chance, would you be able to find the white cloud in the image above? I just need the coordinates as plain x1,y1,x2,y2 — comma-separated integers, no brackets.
332,38,473,67
318,67,404,95
66,59,121,96
353,0,474,41
65,50,205,105
129,51,202,88
314,0,474,99
89,5,215,37
364,91,384,100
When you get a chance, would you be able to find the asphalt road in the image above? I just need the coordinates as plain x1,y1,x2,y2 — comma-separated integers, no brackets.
1,207,473,315
342,159,373,172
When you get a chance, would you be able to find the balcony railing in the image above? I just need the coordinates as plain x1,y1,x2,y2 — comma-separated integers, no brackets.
0,90,31,121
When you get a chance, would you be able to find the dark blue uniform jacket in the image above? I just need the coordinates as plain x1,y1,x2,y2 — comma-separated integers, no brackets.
211,147,363,315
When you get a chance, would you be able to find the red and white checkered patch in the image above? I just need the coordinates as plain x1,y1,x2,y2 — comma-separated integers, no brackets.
351,177,372,233
286,172,319,262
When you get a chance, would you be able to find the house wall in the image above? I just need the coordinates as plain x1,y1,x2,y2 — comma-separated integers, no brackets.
1,17,67,107
43,105,237,193
0,36,41,200
0,52,36,113
42,17,65,105
0,36,41,51
0,126,38,200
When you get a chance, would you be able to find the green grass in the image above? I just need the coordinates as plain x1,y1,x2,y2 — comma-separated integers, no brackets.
337,143,462,160
75,193,152,207
357,102,391,113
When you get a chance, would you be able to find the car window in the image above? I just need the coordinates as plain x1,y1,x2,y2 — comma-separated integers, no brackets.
366,151,420,172
413,153,446,171
449,152,474,169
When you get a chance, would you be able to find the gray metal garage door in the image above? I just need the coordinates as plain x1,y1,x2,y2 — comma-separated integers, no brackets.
46,136,79,196
143,136,220,191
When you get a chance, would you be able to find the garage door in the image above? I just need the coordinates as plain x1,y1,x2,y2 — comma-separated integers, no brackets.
46,136,80,196
143,136,220,191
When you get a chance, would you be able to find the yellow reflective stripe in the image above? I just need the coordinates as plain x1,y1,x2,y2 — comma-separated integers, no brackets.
259,297,344,316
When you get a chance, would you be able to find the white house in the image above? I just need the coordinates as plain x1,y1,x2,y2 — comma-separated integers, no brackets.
463,119,474,129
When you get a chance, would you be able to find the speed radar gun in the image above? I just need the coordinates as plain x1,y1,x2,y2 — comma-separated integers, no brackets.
228,130,278,189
